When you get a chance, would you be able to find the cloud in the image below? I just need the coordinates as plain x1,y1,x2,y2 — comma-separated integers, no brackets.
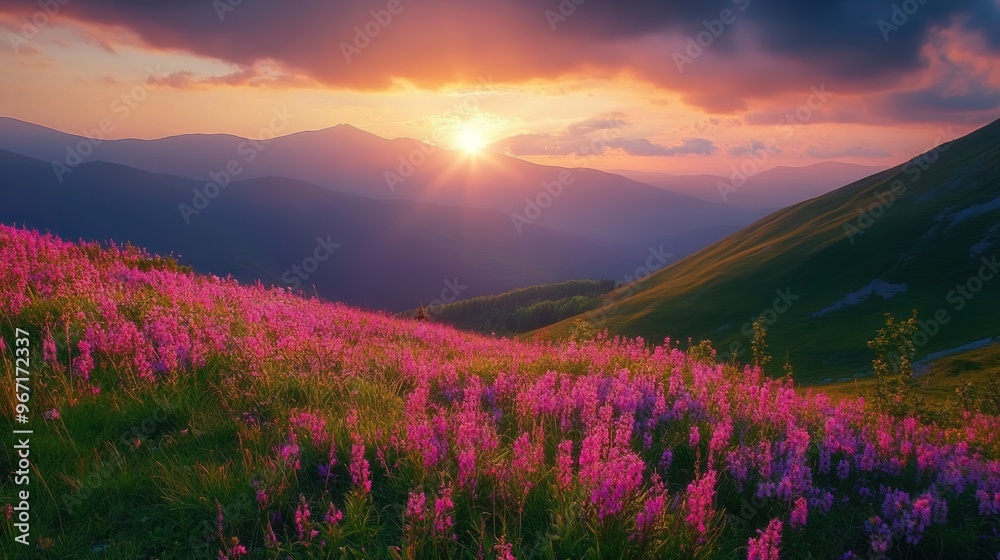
635,137,716,157
566,113,629,136
151,64,316,90
738,27,1000,128
877,41,1000,121
0,0,997,116
728,139,780,157
806,145,892,159
494,117,715,157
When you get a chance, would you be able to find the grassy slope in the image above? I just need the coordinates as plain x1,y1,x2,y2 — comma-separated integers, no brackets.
819,340,1000,403
542,120,1000,383
2,344,413,558
398,279,616,335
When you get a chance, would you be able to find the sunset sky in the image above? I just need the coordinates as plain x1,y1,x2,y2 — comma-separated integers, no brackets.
1,0,998,174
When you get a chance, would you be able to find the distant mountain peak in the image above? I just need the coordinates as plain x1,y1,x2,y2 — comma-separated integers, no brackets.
279,123,390,145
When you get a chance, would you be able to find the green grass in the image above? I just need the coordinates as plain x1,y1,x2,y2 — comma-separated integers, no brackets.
819,340,1000,404
2,364,237,558
399,279,617,335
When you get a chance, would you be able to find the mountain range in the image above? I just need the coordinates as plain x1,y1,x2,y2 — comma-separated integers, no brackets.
0,117,761,243
0,148,656,310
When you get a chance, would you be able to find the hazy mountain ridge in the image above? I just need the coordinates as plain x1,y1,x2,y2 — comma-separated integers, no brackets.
0,117,762,243
0,148,652,310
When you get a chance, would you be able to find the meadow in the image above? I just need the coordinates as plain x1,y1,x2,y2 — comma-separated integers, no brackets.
1,224,999,559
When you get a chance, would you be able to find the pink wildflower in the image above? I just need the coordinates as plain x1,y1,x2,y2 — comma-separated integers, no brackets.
556,440,574,490
405,490,427,523
349,442,372,494
290,410,328,446
433,485,455,537
324,502,344,528
689,425,701,448
458,449,476,489
685,469,717,535
494,535,516,560
42,331,57,365
73,339,94,380
747,518,782,560
277,430,301,470
636,488,667,534
790,496,808,529
294,496,318,542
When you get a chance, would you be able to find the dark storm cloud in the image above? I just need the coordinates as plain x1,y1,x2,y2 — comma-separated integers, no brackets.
1,0,997,114
878,53,1000,121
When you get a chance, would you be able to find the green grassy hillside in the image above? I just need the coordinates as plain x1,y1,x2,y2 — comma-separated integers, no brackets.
399,279,616,335
543,120,1000,383
819,340,1000,408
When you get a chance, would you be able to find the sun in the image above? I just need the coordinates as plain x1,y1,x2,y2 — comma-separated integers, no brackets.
456,125,487,154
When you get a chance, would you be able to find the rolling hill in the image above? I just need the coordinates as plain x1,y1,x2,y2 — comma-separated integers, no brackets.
398,278,618,335
544,119,1000,382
